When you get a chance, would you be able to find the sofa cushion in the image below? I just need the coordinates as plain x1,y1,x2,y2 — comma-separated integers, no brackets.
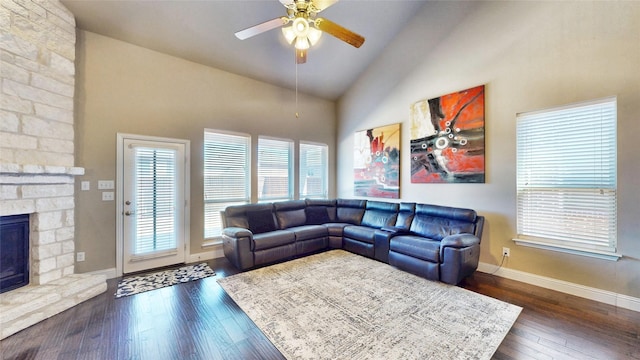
415,203,477,222
222,206,245,228
305,206,331,225
410,217,475,241
390,235,441,263
287,224,328,241
324,223,349,237
395,202,416,229
274,200,307,229
361,201,399,228
247,208,277,234
336,199,366,225
305,199,337,221
343,225,377,244
252,230,295,251
276,208,306,229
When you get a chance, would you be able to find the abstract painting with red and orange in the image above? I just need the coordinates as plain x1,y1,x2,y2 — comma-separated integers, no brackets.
410,85,485,183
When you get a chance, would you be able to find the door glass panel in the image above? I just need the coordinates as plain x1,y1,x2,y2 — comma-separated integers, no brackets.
134,147,177,255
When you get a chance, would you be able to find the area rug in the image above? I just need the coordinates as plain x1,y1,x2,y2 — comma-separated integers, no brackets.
115,263,215,298
217,250,521,360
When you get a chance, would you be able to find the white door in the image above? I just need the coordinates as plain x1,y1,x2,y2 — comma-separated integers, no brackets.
119,135,189,274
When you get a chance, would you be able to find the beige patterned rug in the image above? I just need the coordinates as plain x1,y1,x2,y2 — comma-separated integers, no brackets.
217,250,521,360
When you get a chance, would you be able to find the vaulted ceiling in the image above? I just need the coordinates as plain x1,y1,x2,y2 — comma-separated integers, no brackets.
61,0,428,100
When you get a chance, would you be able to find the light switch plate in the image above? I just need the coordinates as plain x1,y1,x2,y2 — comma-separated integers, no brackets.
81,181,90,191
102,191,114,201
98,180,115,190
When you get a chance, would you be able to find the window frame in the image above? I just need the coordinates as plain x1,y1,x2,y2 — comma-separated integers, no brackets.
299,141,329,199
513,97,620,261
203,129,251,241
257,136,294,203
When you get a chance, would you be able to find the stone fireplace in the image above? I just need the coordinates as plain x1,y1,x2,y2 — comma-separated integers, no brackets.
0,0,107,339
0,214,30,293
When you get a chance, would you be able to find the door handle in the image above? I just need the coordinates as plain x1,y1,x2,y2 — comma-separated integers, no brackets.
125,211,134,216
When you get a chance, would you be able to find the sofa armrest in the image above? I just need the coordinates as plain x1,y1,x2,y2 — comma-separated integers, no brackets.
441,233,480,248
222,227,254,270
374,229,394,263
439,233,481,285
440,233,480,261
222,226,252,238
439,233,480,258
375,226,411,263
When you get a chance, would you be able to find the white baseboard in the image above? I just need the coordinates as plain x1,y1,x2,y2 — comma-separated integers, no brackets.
81,249,224,280
188,248,224,263
86,267,118,280
478,262,640,313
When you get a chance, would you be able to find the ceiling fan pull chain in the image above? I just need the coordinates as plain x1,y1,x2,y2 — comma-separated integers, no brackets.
295,51,299,119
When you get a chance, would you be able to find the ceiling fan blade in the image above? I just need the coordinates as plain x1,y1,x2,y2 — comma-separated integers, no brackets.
235,17,288,40
311,0,338,13
279,0,295,8
296,48,307,64
281,0,337,13
315,17,365,48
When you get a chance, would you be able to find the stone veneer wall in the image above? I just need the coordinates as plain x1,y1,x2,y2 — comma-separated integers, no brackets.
1,0,107,339
1,0,78,284
1,0,76,167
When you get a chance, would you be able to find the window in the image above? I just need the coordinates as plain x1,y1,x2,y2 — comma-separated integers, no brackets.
258,136,293,202
203,130,250,239
515,97,618,260
133,146,177,254
299,142,328,199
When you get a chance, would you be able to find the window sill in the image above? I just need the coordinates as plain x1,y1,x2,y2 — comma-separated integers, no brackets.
202,238,223,248
512,238,622,261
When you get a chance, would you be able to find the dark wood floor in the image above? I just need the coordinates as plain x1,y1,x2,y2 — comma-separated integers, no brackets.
2,256,639,360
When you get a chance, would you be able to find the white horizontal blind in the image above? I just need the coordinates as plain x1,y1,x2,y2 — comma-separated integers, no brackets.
134,147,177,255
299,142,328,199
258,136,293,202
204,130,250,238
516,97,617,253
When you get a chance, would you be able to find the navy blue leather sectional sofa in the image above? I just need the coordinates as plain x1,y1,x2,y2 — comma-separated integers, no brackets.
221,199,484,285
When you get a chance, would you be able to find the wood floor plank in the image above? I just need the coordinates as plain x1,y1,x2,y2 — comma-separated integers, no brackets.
2,256,639,360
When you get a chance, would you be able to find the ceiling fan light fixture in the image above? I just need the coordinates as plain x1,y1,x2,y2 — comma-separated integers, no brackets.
282,26,296,44
307,26,322,46
292,17,309,37
295,36,310,50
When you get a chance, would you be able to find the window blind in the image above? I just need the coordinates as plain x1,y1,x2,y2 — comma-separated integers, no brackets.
516,97,617,254
299,142,328,199
204,130,250,238
258,137,293,202
134,147,177,254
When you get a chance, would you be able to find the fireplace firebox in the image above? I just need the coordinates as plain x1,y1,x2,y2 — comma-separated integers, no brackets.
0,214,30,293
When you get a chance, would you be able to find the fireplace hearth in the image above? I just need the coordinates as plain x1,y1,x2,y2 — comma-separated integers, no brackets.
0,214,30,294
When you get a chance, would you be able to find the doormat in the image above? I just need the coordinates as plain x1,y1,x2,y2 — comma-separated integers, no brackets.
115,263,215,298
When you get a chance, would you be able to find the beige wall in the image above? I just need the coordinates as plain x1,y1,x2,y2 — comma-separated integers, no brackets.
337,1,640,298
74,30,336,273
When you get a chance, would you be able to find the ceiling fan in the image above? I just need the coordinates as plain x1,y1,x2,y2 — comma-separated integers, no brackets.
235,0,365,64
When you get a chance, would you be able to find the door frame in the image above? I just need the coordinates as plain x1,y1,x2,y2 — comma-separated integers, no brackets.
116,133,191,277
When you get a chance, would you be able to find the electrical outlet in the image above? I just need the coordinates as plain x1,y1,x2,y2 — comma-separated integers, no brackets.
502,247,511,257
76,252,85,262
